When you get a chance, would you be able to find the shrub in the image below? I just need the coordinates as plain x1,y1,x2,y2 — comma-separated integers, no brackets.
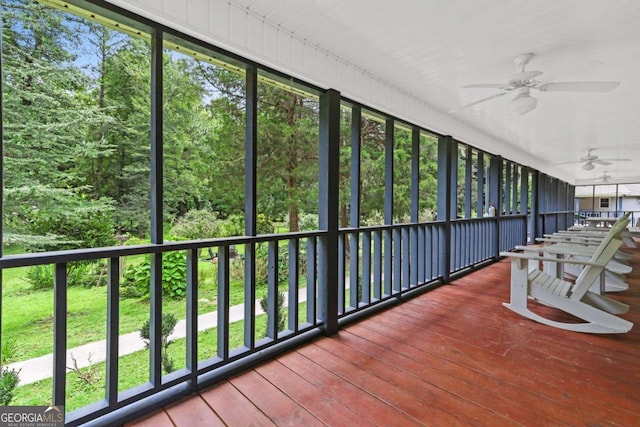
256,213,274,235
140,313,178,374
26,262,106,290
0,366,20,406
120,251,187,300
259,291,287,337
296,212,319,231
218,214,244,237
170,209,221,240
362,210,384,226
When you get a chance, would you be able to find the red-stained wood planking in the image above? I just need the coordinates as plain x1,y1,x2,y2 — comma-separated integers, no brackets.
254,359,365,426
199,380,276,427
296,343,467,426
230,369,325,426
130,247,640,427
276,351,421,427
163,395,225,427
124,409,174,427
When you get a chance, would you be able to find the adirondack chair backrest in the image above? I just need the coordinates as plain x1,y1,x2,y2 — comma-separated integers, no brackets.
570,229,628,300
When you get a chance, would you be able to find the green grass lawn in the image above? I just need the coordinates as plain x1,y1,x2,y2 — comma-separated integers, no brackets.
11,312,281,411
2,237,318,413
1,253,275,362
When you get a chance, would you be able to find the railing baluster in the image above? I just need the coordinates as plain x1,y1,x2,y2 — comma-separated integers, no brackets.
383,229,392,296
186,249,198,385
267,240,278,340
393,228,401,293
349,232,359,310
417,225,425,284
149,253,163,386
217,246,230,359
106,257,120,404
337,233,345,315
362,231,371,304
244,242,256,349
402,227,410,290
373,230,382,300
53,263,67,407
288,239,299,332
424,224,434,280
306,237,317,324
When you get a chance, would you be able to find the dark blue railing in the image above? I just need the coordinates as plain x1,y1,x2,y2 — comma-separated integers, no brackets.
0,216,528,426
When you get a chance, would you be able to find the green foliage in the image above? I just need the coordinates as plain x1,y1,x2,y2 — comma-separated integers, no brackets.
0,366,20,406
219,214,244,237
4,186,116,251
170,209,221,240
259,291,287,337
120,252,187,299
362,210,385,226
140,313,178,374
256,213,274,235
295,212,318,231
0,337,19,405
26,262,106,290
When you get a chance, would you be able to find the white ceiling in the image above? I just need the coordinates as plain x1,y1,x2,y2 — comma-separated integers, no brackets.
230,0,640,186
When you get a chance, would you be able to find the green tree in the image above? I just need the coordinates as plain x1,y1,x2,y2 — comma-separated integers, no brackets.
2,0,116,248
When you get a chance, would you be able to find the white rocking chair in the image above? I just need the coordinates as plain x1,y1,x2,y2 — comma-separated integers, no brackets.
500,232,633,334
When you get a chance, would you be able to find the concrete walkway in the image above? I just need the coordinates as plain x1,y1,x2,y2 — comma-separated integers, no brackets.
8,288,310,386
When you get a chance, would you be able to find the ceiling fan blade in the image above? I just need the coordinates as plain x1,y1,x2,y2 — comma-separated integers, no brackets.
555,160,583,165
537,81,620,92
450,92,507,112
506,70,543,84
593,159,612,166
460,84,511,89
598,158,631,162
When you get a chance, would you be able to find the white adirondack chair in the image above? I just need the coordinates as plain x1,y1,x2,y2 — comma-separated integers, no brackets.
501,231,633,334
528,215,632,292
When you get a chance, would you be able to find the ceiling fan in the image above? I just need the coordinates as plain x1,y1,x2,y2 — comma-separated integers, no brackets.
595,171,612,182
455,53,620,115
556,149,631,170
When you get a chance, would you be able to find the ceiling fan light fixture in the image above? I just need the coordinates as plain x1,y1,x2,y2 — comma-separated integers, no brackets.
582,161,595,171
509,92,537,115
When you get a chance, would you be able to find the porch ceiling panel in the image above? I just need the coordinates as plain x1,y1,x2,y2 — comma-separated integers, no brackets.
109,0,640,185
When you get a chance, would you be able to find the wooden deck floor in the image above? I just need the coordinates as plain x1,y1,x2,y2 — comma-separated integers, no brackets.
128,249,640,426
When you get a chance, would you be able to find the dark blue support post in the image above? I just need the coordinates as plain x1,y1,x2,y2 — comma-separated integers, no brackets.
512,164,518,214
244,64,257,349
149,28,163,387
318,89,340,335
520,167,529,243
537,173,548,236
349,106,361,307
384,118,394,296
464,145,472,218
437,135,455,282
505,161,512,215
410,127,420,286
488,155,502,259
477,152,484,216
532,171,541,240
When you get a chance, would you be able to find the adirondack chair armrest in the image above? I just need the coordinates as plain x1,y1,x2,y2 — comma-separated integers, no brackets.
499,251,600,267
513,245,593,257
536,237,599,246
